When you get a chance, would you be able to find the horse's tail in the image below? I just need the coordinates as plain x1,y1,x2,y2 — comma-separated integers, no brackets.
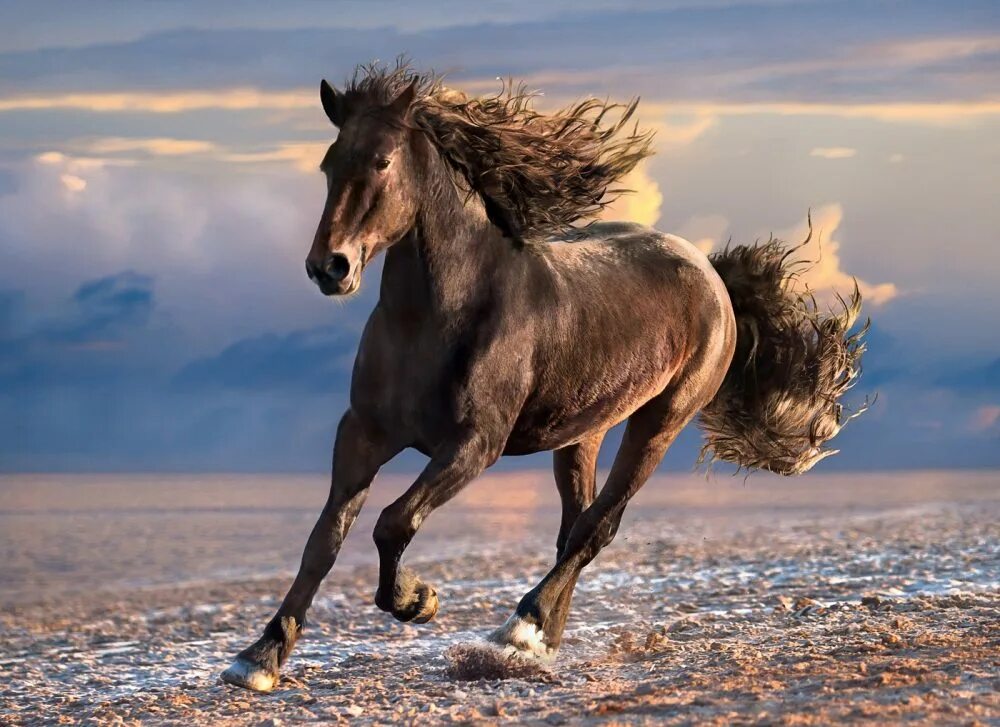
699,230,869,475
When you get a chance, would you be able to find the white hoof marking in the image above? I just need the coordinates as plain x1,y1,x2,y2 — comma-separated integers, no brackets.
489,615,555,662
221,658,277,692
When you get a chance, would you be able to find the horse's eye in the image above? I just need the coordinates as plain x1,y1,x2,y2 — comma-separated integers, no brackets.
374,157,391,171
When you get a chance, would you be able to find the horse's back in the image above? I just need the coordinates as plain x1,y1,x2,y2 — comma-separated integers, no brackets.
544,221,730,315
550,221,715,272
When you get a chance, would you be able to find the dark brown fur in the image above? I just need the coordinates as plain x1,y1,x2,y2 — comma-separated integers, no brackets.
221,62,867,692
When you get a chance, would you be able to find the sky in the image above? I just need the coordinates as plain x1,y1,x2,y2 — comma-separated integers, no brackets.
0,0,998,472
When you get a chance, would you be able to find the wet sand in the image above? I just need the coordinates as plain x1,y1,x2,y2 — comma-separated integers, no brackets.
1,470,998,724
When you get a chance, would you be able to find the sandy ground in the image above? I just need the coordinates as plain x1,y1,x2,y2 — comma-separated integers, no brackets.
0,470,998,725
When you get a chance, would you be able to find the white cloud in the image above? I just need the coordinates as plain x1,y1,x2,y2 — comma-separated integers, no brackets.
59,173,87,192
888,153,905,163
1,149,332,352
810,146,857,159
37,150,135,195
772,204,898,307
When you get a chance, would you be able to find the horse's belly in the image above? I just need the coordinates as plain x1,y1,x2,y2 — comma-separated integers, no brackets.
503,361,675,455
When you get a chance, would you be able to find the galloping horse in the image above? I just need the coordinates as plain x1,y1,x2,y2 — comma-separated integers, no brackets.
222,62,866,691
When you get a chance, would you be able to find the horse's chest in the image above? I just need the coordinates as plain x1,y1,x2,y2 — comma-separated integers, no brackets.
349,316,452,441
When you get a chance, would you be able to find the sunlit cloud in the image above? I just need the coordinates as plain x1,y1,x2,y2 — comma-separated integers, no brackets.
773,204,898,307
36,151,135,169
888,153,906,163
643,115,716,148
640,100,1000,127
598,163,663,227
0,89,315,114
36,151,136,195
2,88,999,128
59,173,87,193
82,137,217,156
219,142,329,173
810,147,857,159
872,35,1000,67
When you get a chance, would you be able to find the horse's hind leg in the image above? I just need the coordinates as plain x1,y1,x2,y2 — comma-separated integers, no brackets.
545,434,602,649
490,387,704,660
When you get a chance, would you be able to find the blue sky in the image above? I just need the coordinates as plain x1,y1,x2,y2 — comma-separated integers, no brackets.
1,0,998,471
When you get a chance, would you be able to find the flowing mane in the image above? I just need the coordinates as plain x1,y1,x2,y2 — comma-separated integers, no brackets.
340,61,655,239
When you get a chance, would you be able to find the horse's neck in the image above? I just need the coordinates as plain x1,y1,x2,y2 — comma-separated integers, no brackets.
380,171,509,320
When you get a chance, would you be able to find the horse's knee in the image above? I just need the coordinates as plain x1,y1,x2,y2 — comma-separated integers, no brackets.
372,502,416,553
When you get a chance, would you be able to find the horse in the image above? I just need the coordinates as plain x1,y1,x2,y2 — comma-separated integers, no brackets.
222,62,867,692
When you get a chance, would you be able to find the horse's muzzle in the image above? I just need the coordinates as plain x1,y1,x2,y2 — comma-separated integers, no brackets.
306,253,357,295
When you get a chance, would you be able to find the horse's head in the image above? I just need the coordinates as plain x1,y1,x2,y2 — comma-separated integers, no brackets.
306,79,420,296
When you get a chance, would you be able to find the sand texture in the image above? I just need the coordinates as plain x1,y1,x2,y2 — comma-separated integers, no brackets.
1,470,997,725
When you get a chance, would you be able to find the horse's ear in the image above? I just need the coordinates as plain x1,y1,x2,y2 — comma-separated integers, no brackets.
320,79,346,127
387,80,418,119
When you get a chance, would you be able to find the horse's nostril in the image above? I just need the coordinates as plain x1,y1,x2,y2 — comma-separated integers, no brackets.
323,253,352,283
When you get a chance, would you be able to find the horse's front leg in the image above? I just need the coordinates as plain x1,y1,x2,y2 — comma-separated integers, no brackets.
372,434,501,622
221,409,397,691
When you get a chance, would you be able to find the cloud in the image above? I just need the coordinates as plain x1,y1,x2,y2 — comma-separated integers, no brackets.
0,89,315,114
36,150,133,168
872,35,1000,66
0,271,156,388
6,86,998,129
595,115,714,228
969,405,1000,432
772,204,899,306
810,147,857,159
82,137,217,156
220,141,329,173
173,325,355,393
598,163,663,226
644,115,717,148
1,3,996,106
60,173,87,192
675,214,730,254
889,153,905,163
35,138,322,173
62,271,155,342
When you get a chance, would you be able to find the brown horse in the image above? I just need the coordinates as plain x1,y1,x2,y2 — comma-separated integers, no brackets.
222,62,866,691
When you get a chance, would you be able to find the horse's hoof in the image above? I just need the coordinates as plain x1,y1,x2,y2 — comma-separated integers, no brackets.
411,586,439,624
221,658,278,692
488,615,555,662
